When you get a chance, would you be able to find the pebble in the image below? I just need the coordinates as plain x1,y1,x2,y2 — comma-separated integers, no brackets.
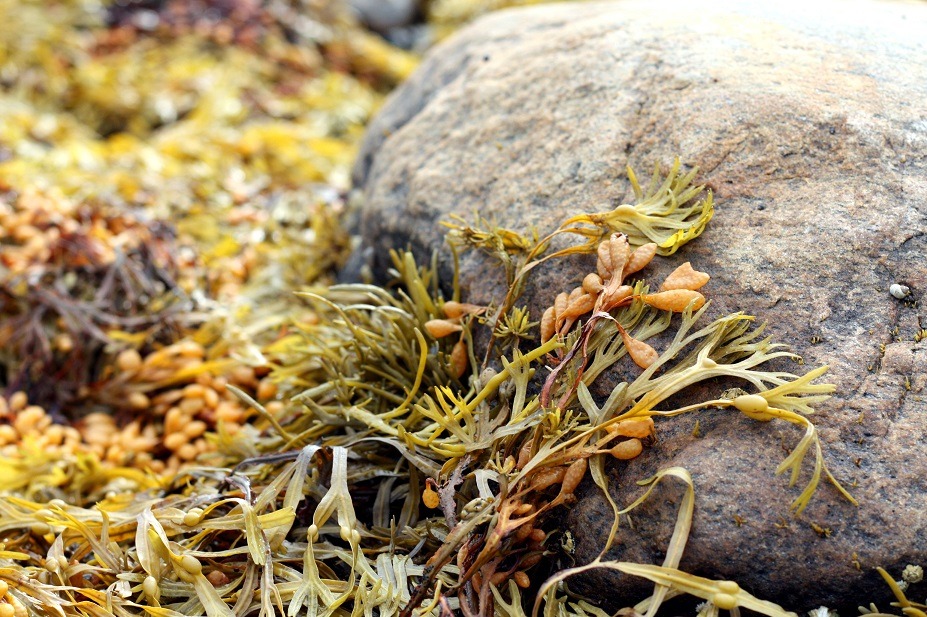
347,0,417,32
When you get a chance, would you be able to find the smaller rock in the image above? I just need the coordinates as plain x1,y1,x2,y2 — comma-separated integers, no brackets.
347,0,417,32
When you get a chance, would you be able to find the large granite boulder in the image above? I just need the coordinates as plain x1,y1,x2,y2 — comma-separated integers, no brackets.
352,0,927,611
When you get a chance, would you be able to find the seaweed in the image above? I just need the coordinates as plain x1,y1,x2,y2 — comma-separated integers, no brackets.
0,2,899,615
0,157,866,617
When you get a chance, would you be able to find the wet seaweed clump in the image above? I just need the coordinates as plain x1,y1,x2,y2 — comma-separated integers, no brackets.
0,187,198,414
0,157,875,617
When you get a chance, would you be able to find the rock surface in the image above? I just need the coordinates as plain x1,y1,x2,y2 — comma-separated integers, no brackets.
352,0,927,611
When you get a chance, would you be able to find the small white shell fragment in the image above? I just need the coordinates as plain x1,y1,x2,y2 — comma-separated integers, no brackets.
889,283,910,299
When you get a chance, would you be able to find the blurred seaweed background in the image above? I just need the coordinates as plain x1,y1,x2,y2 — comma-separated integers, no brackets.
0,0,548,465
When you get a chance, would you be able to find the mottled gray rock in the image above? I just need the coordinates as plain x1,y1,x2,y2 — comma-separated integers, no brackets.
347,0,417,32
352,0,927,611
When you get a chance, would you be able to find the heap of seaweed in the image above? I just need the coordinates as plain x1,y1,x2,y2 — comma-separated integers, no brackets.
0,0,386,473
0,191,197,415
2,161,903,617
